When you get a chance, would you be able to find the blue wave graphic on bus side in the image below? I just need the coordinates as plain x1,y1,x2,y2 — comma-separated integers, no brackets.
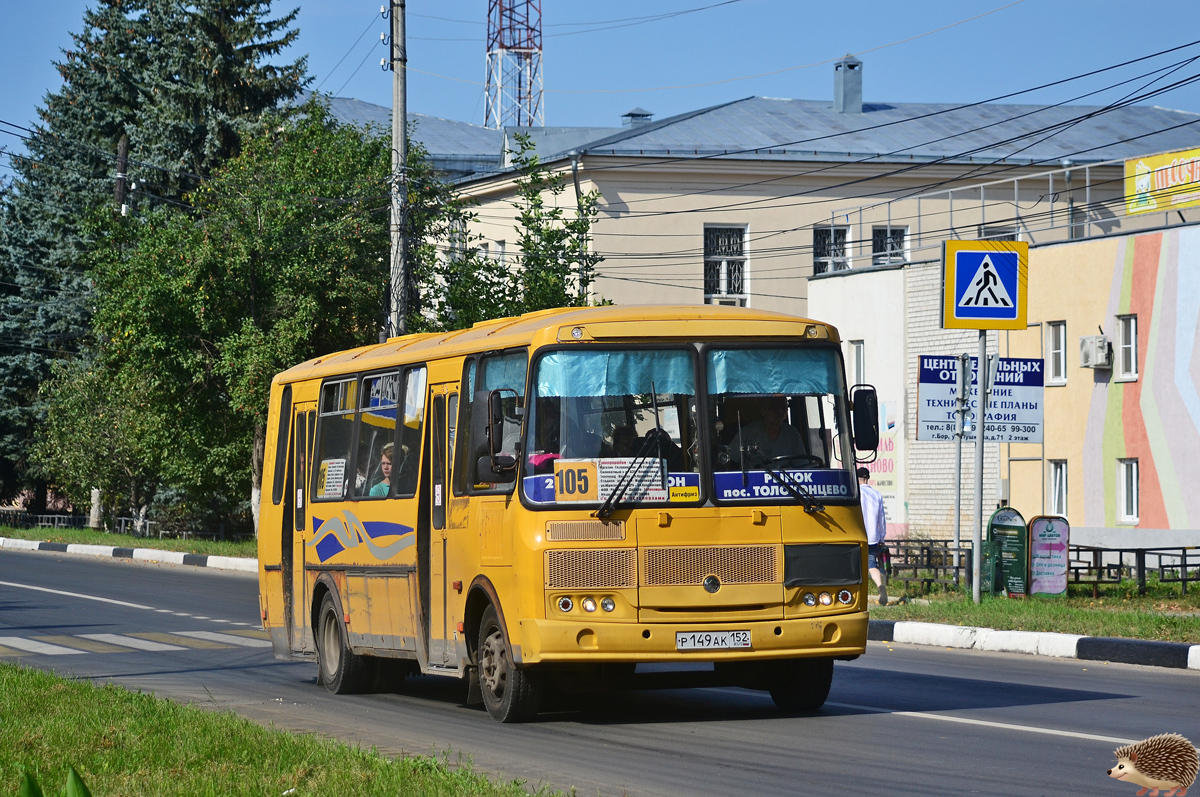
308,510,414,563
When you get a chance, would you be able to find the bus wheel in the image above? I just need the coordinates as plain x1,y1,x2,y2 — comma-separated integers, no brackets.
477,605,542,722
316,592,371,695
767,657,834,712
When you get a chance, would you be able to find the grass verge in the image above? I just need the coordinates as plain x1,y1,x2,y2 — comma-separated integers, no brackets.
0,525,257,559
0,662,547,796
873,580,1200,644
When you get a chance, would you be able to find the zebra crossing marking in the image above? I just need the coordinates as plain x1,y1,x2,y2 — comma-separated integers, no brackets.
35,635,127,654
174,630,272,648
0,636,85,655
79,633,186,652
132,632,231,650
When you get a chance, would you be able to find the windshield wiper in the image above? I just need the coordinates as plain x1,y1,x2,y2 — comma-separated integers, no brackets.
594,383,667,520
745,450,826,515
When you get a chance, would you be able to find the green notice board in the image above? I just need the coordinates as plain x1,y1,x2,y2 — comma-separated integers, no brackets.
987,507,1028,597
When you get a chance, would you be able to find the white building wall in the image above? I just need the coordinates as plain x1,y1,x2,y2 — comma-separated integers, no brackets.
808,264,908,536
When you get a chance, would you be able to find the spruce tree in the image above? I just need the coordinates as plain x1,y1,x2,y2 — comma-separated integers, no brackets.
0,0,306,507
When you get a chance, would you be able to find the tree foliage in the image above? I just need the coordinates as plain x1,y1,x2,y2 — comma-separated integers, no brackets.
0,0,305,507
35,101,390,523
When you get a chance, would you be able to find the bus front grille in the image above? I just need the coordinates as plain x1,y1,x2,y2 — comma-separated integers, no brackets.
642,545,778,586
545,548,637,589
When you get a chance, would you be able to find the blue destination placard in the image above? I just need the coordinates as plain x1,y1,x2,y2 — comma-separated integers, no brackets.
919,356,1044,387
523,471,701,504
712,469,855,502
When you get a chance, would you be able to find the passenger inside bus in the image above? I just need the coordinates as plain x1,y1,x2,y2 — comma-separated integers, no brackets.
369,443,395,497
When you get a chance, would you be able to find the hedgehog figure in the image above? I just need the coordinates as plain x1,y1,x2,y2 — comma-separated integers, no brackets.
1108,733,1198,796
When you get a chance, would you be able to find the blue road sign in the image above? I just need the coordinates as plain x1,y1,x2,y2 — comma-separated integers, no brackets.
942,241,1028,330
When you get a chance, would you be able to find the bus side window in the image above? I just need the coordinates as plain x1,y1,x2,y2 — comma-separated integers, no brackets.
313,379,356,502
465,350,527,493
270,385,292,505
394,366,426,497
355,371,401,499
452,359,476,496
294,412,307,530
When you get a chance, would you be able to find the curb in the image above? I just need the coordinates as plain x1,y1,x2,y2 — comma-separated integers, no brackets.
869,619,1200,672
0,536,257,573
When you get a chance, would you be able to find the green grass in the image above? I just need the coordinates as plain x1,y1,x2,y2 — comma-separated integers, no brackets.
874,579,1200,644
0,525,257,559
0,662,549,796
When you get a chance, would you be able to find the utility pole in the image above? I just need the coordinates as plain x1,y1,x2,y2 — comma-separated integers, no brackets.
387,0,408,337
952,351,970,569
114,133,129,215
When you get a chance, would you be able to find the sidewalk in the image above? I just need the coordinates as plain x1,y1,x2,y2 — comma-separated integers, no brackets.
5,533,1199,672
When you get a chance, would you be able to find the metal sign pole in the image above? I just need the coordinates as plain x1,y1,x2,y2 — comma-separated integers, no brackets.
972,330,988,604
953,351,970,570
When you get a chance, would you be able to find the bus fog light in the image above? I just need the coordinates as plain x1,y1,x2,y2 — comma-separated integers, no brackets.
837,589,853,605
557,597,574,612
802,592,817,607
582,597,597,613
600,597,615,612
818,592,833,606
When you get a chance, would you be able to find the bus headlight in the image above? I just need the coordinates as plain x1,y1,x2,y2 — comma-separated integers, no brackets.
582,597,597,613
600,597,615,612
818,592,833,606
802,592,817,607
557,597,574,612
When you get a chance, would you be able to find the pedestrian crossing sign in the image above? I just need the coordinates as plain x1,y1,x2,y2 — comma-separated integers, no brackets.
941,240,1028,330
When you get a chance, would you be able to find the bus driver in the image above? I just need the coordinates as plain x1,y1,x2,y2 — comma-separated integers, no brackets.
727,395,803,465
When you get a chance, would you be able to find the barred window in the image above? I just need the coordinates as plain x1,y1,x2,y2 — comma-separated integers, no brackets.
703,227,747,306
813,226,848,274
871,226,906,265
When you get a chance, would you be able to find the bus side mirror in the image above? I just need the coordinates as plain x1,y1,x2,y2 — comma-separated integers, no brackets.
472,389,517,484
851,384,879,453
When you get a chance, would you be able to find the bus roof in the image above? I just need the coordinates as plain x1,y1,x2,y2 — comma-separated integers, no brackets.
274,304,837,385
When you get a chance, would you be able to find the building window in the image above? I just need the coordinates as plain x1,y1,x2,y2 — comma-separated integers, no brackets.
849,340,865,385
1049,460,1067,516
871,226,907,265
1047,321,1067,384
1117,315,1138,380
813,225,849,274
496,240,506,267
978,225,1017,241
1118,458,1139,523
703,226,747,306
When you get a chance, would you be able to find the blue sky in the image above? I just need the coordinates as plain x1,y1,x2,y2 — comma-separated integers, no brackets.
3,0,1200,152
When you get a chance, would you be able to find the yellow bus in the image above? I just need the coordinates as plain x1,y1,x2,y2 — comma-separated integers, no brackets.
258,305,879,722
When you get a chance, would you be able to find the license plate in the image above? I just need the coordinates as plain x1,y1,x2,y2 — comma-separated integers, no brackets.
675,630,751,651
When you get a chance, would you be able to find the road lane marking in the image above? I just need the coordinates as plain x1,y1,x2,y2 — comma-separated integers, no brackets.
0,643,28,657
826,702,1138,745
79,633,186,652
173,631,272,648
0,580,154,610
35,635,126,654
132,632,231,650
225,629,270,640
0,636,85,655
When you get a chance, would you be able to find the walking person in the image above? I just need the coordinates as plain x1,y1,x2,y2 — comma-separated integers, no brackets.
858,467,888,606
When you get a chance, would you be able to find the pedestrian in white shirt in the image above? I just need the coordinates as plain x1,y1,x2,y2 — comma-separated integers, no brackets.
858,467,888,606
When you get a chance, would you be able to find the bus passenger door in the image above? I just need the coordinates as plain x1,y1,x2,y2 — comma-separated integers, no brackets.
288,404,316,652
426,385,455,668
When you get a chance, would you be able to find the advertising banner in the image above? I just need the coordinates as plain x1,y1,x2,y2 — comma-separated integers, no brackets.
987,507,1028,597
917,355,1044,443
1029,515,1070,597
1125,148,1200,215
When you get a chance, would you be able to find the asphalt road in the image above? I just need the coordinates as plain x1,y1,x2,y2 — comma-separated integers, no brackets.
3,547,1198,796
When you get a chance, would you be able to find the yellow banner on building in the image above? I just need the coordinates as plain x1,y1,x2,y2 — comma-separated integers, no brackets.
1125,148,1200,215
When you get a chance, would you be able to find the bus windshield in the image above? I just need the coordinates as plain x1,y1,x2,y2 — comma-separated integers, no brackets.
522,348,700,506
707,347,856,503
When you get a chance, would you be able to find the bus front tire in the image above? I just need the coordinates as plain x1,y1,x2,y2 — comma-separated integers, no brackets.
477,605,542,722
316,592,371,695
767,657,834,712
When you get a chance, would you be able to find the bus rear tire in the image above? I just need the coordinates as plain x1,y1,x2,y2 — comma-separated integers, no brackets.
316,592,372,695
767,657,834,712
477,605,542,722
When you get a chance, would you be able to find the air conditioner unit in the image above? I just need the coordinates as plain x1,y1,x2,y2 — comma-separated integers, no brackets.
1079,335,1111,369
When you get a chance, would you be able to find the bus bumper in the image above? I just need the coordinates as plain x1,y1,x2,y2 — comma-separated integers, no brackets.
514,611,868,665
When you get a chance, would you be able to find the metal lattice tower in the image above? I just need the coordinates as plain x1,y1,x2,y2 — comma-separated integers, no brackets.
485,0,543,128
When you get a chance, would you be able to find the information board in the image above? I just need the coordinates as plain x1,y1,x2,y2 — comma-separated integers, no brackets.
917,355,1044,443
988,507,1028,597
1029,515,1070,597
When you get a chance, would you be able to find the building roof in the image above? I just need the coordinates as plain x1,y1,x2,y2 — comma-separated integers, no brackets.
310,90,1200,182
